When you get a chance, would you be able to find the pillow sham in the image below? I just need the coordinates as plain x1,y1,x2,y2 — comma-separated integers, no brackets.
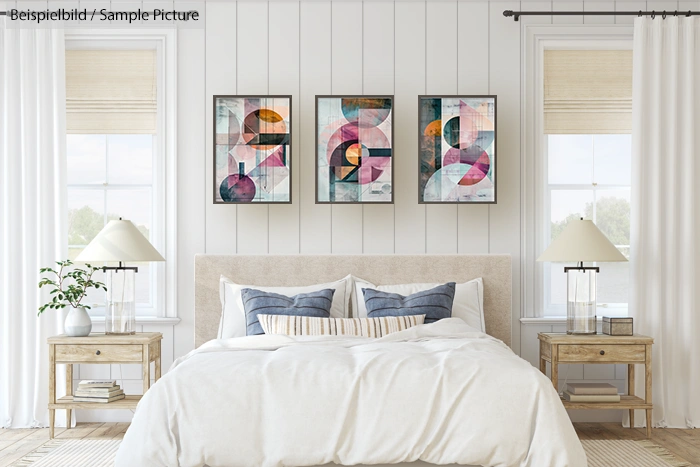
241,288,335,336
258,314,425,337
352,276,486,332
218,275,352,339
362,283,456,324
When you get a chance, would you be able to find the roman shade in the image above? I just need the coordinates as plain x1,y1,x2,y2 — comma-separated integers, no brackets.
66,50,157,134
544,50,632,134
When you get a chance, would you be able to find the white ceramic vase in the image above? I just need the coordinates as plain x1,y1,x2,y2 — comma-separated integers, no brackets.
65,306,92,337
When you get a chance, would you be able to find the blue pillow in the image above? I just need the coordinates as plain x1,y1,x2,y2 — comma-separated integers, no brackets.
362,283,456,324
240,288,335,336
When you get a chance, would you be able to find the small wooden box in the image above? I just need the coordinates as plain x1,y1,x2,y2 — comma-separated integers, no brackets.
602,317,633,336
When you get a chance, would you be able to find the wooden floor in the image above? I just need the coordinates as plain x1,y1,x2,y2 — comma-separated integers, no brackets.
0,422,698,466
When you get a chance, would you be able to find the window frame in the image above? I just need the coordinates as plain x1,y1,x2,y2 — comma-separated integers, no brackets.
522,25,633,319
65,29,177,319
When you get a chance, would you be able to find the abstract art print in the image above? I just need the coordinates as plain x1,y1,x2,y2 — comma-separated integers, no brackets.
214,95,292,203
316,96,393,203
418,96,496,203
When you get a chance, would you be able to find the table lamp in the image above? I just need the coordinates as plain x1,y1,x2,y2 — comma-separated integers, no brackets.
76,219,165,334
537,218,627,334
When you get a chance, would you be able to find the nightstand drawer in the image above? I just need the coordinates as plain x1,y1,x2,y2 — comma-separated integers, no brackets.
558,344,646,363
55,344,142,363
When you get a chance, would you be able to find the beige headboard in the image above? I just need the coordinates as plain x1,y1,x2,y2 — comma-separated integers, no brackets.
194,255,512,348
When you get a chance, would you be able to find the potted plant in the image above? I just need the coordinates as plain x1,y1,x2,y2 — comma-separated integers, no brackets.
38,260,107,337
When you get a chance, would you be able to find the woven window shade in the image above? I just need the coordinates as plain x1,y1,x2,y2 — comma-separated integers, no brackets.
66,50,157,134
544,50,632,134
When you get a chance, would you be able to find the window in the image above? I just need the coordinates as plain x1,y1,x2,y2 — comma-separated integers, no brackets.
64,32,176,318
544,134,631,316
538,47,633,317
67,134,157,313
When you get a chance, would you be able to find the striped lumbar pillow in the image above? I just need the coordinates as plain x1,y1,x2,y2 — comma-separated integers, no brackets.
258,314,425,337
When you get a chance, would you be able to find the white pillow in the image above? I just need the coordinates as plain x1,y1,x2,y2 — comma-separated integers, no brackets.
351,276,486,332
218,275,353,339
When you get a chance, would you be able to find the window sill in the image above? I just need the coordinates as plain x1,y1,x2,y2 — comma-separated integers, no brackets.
520,316,603,325
89,316,181,326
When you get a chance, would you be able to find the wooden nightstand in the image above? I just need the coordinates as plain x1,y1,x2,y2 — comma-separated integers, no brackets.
47,332,162,439
538,332,654,438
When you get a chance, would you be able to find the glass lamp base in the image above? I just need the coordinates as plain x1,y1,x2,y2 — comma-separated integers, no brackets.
566,268,597,335
105,268,136,335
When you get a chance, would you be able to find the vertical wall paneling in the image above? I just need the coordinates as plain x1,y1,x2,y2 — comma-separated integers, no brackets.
205,2,238,254
489,1,521,354
236,2,270,254
330,2,364,254
362,1,396,254
616,1,647,24
520,1,553,25
584,1,615,24
456,1,490,254
394,1,427,254
299,2,333,253
174,24,206,363
679,1,700,15
268,2,301,254
552,1,584,24
425,2,458,254
646,0,680,16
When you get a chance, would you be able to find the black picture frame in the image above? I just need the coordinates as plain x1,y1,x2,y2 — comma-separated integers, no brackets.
213,95,293,204
417,95,497,204
315,95,395,204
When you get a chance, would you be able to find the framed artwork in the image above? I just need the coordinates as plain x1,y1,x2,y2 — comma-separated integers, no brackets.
213,95,292,203
418,95,497,204
316,96,393,203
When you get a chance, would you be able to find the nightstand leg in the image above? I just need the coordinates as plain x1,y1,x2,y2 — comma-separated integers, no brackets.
155,353,161,381
540,358,546,375
645,344,653,439
551,345,559,392
66,363,72,429
628,364,635,429
48,344,55,439
142,344,151,394
49,410,55,439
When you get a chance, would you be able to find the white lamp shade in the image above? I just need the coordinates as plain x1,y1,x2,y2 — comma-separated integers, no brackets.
537,219,628,263
75,220,165,263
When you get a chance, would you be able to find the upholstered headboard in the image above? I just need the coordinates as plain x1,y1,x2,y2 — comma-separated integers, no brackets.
194,254,512,348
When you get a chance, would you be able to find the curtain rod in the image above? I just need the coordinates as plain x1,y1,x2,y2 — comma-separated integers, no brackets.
503,10,700,21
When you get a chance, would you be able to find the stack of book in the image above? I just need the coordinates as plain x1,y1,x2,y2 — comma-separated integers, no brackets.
73,380,125,403
562,383,621,402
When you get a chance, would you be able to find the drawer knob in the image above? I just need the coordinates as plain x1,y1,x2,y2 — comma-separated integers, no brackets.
96,350,101,355
599,350,605,355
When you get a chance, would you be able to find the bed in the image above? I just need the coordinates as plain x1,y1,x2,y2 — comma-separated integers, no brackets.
115,255,586,467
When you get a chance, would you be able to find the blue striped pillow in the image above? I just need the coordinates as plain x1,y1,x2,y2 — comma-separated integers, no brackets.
362,282,456,324
240,288,335,336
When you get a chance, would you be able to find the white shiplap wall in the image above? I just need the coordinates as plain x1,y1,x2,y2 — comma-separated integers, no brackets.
76,0,694,422
200,0,524,359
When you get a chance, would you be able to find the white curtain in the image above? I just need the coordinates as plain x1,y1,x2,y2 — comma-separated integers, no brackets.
631,17,700,429
0,26,70,428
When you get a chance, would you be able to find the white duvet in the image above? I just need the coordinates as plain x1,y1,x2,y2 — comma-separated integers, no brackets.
115,319,586,467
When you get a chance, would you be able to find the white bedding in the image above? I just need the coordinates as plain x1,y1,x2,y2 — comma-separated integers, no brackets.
115,319,586,467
